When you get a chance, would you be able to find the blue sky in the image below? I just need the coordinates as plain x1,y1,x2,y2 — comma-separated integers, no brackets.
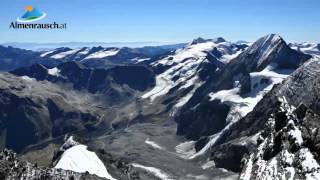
0,0,319,43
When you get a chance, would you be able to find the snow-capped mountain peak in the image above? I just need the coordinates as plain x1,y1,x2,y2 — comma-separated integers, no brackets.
246,34,285,68
142,37,246,106
189,37,226,46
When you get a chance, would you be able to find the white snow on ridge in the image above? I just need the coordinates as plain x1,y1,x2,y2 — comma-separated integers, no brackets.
145,138,164,150
84,49,119,59
51,48,81,59
48,67,60,76
77,48,90,55
55,144,117,180
40,50,55,57
132,163,173,180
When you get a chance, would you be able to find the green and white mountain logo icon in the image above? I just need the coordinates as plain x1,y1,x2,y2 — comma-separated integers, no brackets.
17,6,47,23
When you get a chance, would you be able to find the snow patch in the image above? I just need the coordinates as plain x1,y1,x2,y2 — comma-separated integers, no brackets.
154,42,216,66
40,50,55,57
145,138,164,150
288,127,303,146
84,49,119,59
77,48,90,55
47,67,60,76
21,76,35,81
55,144,116,180
132,163,173,180
132,58,151,63
141,76,173,101
51,49,81,59
220,49,243,63
60,136,79,151
201,160,216,170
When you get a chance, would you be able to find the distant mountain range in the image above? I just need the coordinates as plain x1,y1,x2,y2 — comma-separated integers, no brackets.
1,42,187,51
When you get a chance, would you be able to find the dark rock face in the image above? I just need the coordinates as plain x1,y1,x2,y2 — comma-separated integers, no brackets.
0,45,67,71
189,37,227,46
0,90,51,152
0,149,105,180
0,73,104,153
0,46,42,71
211,143,250,172
94,149,141,180
213,37,227,44
277,59,320,113
10,63,51,80
176,99,230,140
11,61,155,93
108,65,155,91
194,137,210,152
11,62,156,108
189,37,208,45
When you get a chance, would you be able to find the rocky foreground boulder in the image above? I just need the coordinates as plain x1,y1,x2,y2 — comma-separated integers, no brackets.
239,97,320,180
0,149,105,180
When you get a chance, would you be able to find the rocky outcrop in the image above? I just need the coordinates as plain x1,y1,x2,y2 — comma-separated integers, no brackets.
239,98,320,180
206,57,320,173
0,149,106,180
